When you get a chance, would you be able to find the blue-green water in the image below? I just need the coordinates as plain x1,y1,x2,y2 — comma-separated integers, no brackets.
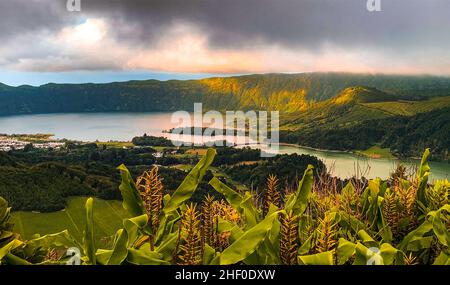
0,112,448,180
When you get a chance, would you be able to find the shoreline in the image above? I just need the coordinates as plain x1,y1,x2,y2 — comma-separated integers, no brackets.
277,142,398,160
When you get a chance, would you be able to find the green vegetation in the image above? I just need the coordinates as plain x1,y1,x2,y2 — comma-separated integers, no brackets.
280,86,450,161
1,140,327,212
131,135,174,147
1,148,449,265
221,152,326,189
0,143,186,211
96,141,134,149
12,197,129,244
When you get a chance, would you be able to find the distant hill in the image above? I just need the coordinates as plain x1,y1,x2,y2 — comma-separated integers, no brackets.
331,86,398,104
281,107,450,162
1,72,450,115
280,86,450,161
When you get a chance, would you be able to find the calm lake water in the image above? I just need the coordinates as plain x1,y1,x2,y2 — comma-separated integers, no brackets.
0,112,448,180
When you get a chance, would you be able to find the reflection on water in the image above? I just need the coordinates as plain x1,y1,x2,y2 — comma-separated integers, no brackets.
0,112,448,180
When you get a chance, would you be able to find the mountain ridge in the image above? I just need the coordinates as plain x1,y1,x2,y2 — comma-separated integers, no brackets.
1,72,450,116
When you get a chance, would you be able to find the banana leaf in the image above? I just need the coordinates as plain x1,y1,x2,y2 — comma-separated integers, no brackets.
3,253,31,265
209,177,259,228
357,230,378,248
164,148,216,213
117,164,146,218
123,214,149,246
354,242,399,265
0,239,23,262
298,251,334,265
285,165,314,216
0,196,10,226
25,230,79,250
416,148,431,206
213,211,280,265
155,231,178,260
126,248,170,265
83,197,96,265
96,229,128,265
433,250,450,265
427,204,450,247
336,238,357,265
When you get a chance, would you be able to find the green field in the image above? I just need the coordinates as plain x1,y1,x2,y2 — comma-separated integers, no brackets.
355,145,395,159
12,197,129,245
96,141,134,148
363,96,450,116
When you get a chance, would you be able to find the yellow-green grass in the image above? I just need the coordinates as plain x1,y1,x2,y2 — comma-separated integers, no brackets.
152,146,167,151
12,197,129,244
356,146,395,159
96,141,134,148
185,148,209,156
170,164,193,171
363,96,450,116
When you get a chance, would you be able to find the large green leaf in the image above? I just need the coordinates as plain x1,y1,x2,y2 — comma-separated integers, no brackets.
433,250,450,265
354,242,399,265
427,204,450,247
126,248,170,265
214,211,280,265
336,238,356,265
123,214,149,246
155,231,178,260
0,239,23,262
417,148,431,205
285,165,314,216
398,220,432,250
0,196,10,226
3,253,31,265
102,229,129,265
357,230,378,248
117,164,146,218
25,230,79,250
209,177,259,227
83,197,96,265
164,148,216,213
298,251,334,265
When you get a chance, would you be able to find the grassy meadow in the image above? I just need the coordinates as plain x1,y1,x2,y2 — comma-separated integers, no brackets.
12,197,129,244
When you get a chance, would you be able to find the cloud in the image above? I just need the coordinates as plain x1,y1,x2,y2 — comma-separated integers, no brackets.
1,0,450,75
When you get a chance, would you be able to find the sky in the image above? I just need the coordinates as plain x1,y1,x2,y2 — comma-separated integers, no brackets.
1,0,450,86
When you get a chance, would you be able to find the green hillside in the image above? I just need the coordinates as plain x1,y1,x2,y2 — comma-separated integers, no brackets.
1,72,450,115
281,106,450,161
282,87,450,131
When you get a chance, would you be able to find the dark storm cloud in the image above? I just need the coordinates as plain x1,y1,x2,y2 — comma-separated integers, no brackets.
0,0,79,41
1,0,449,51
78,0,450,51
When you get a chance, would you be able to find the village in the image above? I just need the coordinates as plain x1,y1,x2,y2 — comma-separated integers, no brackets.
0,135,65,151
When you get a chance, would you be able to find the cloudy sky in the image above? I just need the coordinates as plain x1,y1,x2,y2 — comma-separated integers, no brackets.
1,0,449,86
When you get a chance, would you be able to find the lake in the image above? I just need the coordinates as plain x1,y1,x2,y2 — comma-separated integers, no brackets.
0,112,448,180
